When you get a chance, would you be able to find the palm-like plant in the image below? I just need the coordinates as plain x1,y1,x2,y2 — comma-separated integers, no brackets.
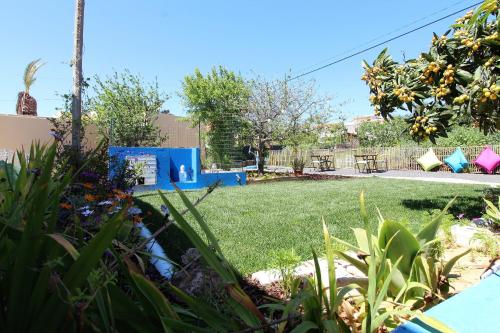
16,59,44,116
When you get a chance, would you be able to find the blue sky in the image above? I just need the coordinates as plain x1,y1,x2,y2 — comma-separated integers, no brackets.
0,0,478,120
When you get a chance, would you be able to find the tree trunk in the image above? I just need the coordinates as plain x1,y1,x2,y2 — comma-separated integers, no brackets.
257,142,265,174
71,0,85,158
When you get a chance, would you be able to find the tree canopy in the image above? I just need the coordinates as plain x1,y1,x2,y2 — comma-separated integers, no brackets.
90,71,167,147
362,0,499,143
181,66,250,168
243,76,335,171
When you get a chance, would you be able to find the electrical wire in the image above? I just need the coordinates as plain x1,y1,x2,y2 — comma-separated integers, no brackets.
287,1,481,81
292,0,471,75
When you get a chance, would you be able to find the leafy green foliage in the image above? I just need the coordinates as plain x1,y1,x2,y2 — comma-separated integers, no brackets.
270,248,301,297
182,66,250,168
333,198,470,309
22,58,44,93
425,125,500,147
91,70,167,147
357,117,411,147
0,144,125,331
484,197,500,225
357,118,500,148
470,229,499,257
362,1,499,141
291,156,306,172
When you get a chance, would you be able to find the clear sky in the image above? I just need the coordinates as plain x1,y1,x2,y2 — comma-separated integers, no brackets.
0,0,479,120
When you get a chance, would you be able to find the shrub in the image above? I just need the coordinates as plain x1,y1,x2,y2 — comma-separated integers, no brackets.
91,70,167,147
334,197,470,309
357,117,412,147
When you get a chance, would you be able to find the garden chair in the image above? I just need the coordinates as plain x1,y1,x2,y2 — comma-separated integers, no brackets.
310,155,322,171
375,154,388,172
354,155,369,173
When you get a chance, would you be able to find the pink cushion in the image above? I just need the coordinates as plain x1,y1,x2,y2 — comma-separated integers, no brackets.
474,146,500,174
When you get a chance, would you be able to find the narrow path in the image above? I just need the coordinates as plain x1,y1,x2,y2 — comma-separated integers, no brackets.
303,168,500,186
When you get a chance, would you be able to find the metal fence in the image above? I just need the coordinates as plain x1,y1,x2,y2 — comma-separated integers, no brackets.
267,145,500,173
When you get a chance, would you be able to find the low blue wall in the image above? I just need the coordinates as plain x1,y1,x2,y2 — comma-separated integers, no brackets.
109,147,171,188
108,146,246,191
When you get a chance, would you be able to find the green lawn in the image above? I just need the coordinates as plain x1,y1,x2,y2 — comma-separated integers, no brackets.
134,178,487,275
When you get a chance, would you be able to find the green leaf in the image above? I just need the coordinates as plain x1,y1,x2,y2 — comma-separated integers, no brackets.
290,320,319,333
311,249,324,313
107,284,164,333
379,220,420,276
442,249,470,277
169,284,240,331
47,233,79,260
323,218,337,318
34,208,126,331
130,271,179,333
417,198,455,245
158,190,237,283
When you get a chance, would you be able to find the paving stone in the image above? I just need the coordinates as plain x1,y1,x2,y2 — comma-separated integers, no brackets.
251,257,367,288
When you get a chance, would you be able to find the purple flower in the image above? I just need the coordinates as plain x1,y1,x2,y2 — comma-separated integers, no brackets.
81,209,94,217
98,200,113,206
49,131,63,141
457,213,465,219
104,249,114,258
128,207,142,216
80,171,99,181
160,205,169,216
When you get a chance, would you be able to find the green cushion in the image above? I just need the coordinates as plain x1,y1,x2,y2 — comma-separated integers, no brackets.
417,148,442,171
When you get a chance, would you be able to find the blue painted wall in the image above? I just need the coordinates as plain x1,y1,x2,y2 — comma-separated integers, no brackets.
109,146,246,191
168,148,200,182
109,146,171,188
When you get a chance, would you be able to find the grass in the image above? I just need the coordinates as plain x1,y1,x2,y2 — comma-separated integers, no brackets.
134,178,488,275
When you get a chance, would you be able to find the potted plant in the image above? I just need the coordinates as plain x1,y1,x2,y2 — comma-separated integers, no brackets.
291,157,305,176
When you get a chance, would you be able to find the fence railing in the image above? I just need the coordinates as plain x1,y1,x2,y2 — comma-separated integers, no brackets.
267,145,500,173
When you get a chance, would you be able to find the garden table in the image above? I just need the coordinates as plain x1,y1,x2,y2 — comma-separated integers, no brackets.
311,154,335,171
354,154,379,173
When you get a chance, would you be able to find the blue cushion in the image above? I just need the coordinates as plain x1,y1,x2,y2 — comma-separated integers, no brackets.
444,148,469,173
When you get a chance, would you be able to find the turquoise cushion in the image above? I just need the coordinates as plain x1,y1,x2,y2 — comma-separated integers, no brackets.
444,148,469,173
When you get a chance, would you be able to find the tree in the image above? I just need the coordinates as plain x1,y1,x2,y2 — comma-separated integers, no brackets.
181,66,250,168
72,0,85,155
357,117,412,147
319,122,349,148
280,79,334,151
16,59,44,116
90,71,167,147
244,76,335,172
243,77,287,172
361,0,499,142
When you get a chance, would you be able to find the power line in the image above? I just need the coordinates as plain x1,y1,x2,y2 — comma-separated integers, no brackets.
287,2,481,81
292,0,471,75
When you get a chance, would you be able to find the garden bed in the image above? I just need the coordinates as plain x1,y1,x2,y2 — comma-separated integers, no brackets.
247,172,351,184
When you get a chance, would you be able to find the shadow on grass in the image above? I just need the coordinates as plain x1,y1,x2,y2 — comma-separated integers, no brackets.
133,197,193,264
134,196,250,283
401,193,487,218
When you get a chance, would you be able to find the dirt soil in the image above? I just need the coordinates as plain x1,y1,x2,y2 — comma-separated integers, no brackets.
445,245,494,293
